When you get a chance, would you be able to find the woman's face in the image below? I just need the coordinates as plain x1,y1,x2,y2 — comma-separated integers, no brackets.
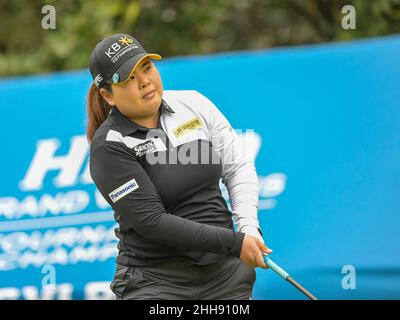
101,57,163,121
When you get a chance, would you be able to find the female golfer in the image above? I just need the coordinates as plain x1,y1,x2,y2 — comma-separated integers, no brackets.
87,33,272,300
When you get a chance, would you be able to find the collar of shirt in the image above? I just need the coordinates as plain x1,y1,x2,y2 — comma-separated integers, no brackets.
109,99,175,136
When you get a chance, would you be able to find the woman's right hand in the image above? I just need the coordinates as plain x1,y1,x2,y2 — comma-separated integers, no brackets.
240,234,272,269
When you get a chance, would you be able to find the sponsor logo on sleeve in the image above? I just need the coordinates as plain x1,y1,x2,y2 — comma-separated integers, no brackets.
108,178,139,203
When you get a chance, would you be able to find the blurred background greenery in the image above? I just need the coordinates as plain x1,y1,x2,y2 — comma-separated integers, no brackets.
0,0,399,77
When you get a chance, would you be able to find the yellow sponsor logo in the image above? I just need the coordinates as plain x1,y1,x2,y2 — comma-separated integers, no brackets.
173,117,202,138
118,36,134,46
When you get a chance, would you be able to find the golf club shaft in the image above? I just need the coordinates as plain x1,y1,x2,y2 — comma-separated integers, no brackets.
264,256,318,300
286,276,318,300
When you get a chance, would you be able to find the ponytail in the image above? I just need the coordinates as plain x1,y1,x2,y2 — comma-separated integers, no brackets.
86,83,112,144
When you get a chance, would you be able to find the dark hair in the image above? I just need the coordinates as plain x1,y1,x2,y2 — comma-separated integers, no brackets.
86,83,112,144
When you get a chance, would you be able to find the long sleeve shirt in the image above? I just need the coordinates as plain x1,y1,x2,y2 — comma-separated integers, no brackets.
89,90,262,267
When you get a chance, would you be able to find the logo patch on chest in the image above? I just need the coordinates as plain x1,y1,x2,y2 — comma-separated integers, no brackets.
173,117,202,138
134,140,157,157
132,138,167,157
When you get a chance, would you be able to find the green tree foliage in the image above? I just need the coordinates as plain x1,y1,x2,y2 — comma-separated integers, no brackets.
0,0,399,77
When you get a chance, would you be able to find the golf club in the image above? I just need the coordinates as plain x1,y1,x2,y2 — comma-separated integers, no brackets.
263,255,318,300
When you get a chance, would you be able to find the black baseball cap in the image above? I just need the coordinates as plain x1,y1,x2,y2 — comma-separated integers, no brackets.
88,33,161,88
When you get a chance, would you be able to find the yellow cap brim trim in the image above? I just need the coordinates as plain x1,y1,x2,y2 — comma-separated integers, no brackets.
113,53,162,86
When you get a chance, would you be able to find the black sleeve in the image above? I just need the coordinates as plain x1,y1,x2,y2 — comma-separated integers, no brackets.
90,142,245,258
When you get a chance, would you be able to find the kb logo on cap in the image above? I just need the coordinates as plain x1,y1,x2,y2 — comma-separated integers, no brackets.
105,36,137,59
118,36,134,46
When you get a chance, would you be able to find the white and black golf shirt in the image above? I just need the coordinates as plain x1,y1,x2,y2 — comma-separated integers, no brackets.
90,90,262,267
